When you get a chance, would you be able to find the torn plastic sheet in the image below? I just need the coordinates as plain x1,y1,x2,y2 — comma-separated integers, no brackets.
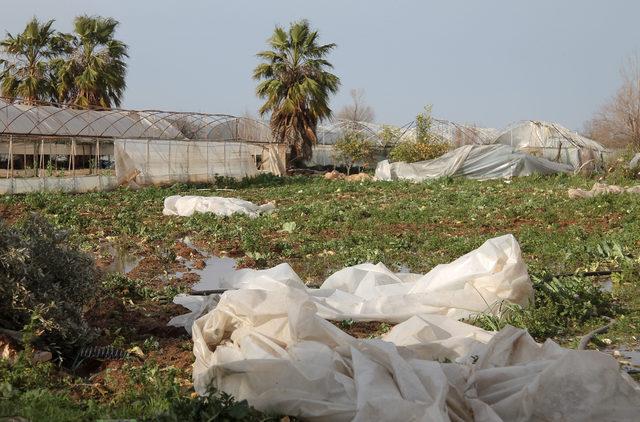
162,195,275,218
170,235,533,332
172,235,640,420
187,283,640,421
375,144,572,182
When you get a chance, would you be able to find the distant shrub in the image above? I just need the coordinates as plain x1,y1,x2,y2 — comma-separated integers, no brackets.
389,105,449,163
0,214,99,355
388,141,449,163
378,125,402,148
334,131,374,174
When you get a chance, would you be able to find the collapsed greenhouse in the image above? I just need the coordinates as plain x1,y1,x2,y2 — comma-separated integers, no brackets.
492,120,607,170
0,98,286,194
307,118,503,168
308,118,607,172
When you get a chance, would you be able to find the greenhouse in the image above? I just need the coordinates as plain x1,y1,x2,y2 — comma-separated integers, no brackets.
492,120,607,170
0,98,286,194
307,118,498,168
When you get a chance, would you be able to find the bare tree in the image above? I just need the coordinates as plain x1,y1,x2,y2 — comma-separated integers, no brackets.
586,54,640,150
336,88,375,123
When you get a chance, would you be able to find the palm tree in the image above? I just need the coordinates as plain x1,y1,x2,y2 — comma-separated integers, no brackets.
254,20,340,164
54,15,128,108
0,17,66,104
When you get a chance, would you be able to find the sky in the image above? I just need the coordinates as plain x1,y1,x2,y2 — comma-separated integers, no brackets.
1,0,639,131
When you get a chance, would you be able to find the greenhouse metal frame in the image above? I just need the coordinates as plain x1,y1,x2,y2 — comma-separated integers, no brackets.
0,98,286,194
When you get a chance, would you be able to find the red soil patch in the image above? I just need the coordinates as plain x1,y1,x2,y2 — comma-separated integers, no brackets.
0,203,26,224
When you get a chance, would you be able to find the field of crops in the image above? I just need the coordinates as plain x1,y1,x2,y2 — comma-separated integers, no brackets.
1,172,639,420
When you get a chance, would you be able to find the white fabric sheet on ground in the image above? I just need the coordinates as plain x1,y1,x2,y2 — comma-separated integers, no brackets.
174,234,640,420
375,144,572,182
187,284,640,421
170,235,534,332
162,195,275,218
568,182,640,198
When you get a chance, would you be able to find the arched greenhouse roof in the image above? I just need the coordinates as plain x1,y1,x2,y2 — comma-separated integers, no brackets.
0,97,274,143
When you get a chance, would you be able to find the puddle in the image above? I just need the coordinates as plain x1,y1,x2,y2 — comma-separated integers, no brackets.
605,347,640,374
106,246,142,274
618,349,640,366
191,256,237,291
179,237,237,291
598,278,613,293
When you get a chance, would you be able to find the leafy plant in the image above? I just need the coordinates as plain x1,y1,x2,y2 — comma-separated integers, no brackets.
334,131,374,174
389,106,449,163
471,274,616,340
0,214,99,355
378,125,403,148
154,386,280,422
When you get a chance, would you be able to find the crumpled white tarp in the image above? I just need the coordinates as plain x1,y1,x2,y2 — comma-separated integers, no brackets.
171,235,533,331
375,144,572,182
173,235,640,420
162,195,275,218
568,182,640,198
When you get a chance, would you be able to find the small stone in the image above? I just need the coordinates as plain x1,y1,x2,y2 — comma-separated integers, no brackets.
32,350,52,363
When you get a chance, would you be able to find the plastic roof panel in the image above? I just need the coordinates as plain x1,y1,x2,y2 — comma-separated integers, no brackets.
0,98,275,143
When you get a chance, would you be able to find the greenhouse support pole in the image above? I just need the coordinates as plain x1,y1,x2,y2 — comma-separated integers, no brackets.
96,139,100,175
146,139,150,180
206,140,210,182
68,140,72,172
71,139,76,177
186,141,190,183
33,141,38,177
6,136,12,178
39,139,44,178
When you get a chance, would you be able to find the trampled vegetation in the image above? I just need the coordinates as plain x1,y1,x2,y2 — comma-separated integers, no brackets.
0,170,639,420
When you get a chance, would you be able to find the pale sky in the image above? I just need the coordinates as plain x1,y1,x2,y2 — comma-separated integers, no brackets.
2,0,639,131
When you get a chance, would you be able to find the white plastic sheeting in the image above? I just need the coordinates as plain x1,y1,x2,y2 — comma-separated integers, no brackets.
163,195,276,218
493,121,606,170
114,139,285,185
375,145,572,182
0,175,117,194
172,235,532,329
173,234,640,421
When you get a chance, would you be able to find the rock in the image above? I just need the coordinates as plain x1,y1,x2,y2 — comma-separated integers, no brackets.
32,350,52,363
345,173,372,182
324,170,345,180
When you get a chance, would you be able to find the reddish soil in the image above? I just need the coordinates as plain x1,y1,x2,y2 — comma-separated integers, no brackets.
0,203,26,224
174,241,204,260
